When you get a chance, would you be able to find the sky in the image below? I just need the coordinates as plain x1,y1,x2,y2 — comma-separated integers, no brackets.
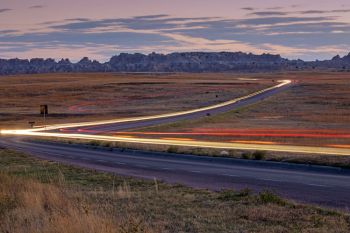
0,0,350,61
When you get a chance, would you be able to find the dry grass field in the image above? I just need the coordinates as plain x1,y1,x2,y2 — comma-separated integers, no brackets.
1,149,349,233
136,72,350,147
0,73,271,129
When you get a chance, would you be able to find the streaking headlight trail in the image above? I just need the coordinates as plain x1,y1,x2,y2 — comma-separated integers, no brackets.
2,79,291,132
6,79,348,156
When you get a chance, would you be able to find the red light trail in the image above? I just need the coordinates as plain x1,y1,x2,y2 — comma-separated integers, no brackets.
113,129,350,139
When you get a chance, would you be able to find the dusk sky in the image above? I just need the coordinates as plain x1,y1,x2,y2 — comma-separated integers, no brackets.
1,0,350,61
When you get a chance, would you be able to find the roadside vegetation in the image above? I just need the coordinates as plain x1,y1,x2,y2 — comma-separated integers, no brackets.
1,148,350,232
37,137,350,169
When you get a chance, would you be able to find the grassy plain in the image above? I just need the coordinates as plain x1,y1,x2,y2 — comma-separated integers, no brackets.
3,71,350,166
137,72,350,147
0,73,271,129
1,149,349,233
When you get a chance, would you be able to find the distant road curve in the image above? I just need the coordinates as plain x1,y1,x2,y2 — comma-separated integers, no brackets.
1,79,292,134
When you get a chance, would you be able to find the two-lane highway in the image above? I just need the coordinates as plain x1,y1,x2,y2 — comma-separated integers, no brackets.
1,137,350,209
3,78,350,208
2,79,292,133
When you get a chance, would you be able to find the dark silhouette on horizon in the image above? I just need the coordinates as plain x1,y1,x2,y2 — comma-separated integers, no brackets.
0,52,349,75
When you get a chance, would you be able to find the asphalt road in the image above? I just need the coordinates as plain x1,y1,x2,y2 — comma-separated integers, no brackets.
1,137,350,209
4,79,350,209
69,80,292,132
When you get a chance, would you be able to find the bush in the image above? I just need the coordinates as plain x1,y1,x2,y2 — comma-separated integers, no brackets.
253,151,266,160
258,190,286,205
237,188,251,197
167,146,179,153
102,142,112,147
218,188,251,201
241,152,251,159
89,140,100,147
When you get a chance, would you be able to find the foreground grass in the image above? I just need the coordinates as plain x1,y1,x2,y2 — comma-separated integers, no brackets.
1,149,350,233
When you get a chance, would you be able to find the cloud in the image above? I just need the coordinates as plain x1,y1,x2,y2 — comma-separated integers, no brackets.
266,7,283,10
64,18,91,22
1,14,350,61
330,9,350,13
0,8,12,13
240,16,335,25
48,15,217,32
301,10,327,14
300,9,350,14
248,8,350,17
134,14,169,19
0,30,18,35
29,5,46,9
249,11,288,16
0,42,117,61
241,7,255,11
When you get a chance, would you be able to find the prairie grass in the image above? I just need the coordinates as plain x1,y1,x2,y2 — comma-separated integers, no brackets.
137,72,350,147
0,173,152,233
0,72,270,129
1,149,350,232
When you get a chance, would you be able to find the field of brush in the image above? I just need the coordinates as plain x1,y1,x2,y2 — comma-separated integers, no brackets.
1,149,349,233
0,73,271,129
136,72,350,148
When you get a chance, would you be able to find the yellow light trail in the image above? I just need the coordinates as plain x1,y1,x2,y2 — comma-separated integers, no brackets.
1,130,350,156
7,79,291,132
230,140,279,145
8,79,349,156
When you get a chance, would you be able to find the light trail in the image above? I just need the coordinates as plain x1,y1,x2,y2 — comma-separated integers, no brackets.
1,130,350,156
231,140,279,145
1,78,350,156
160,137,195,141
63,128,350,137
15,79,291,132
327,145,350,149
191,128,350,133
113,131,350,139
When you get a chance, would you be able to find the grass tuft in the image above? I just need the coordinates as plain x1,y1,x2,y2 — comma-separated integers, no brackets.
252,151,266,160
258,190,286,206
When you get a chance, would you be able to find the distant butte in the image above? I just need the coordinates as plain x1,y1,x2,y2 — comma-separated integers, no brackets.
0,51,349,75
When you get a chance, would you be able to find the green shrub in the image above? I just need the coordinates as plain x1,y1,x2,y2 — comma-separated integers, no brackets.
253,151,266,160
258,190,286,205
167,146,179,153
218,188,251,201
237,188,251,197
89,140,100,147
241,152,251,159
102,142,111,147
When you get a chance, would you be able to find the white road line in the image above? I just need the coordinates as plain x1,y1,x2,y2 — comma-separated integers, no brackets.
96,159,107,163
114,162,125,165
260,178,283,182
222,174,240,177
161,167,172,170
306,183,329,187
